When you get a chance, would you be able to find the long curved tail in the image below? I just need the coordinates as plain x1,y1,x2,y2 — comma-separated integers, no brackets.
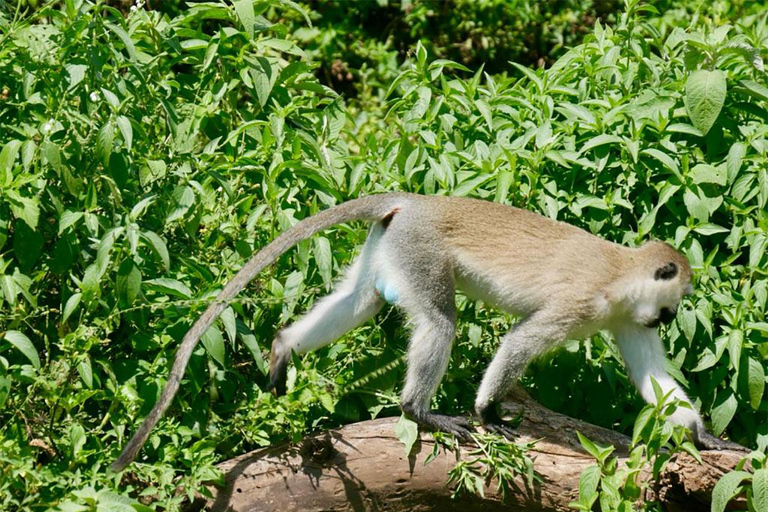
110,193,405,472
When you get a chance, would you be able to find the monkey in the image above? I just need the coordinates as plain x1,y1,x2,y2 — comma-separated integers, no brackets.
111,192,745,472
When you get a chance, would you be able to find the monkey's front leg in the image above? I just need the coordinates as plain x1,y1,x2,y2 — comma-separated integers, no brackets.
614,325,748,452
475,314,568,439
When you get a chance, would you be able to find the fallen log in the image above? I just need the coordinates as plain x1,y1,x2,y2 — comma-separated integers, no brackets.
203,391,747,512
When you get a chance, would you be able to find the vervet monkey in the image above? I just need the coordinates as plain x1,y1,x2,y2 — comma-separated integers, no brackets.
111,193,743,472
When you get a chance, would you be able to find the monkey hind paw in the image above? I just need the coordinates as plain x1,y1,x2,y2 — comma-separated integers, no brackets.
406,410,474,443
695,431,749,452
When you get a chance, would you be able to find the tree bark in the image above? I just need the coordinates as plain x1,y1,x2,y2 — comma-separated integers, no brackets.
202,391,747,512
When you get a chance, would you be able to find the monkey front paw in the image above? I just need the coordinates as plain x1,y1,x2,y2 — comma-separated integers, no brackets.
694,430,749,452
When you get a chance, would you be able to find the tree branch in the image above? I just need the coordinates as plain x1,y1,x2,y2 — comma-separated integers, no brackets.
201,391,747,512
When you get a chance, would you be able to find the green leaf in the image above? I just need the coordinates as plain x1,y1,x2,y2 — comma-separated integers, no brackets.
313,236,333,290
143,278,191,298
6,191,40,229
105,22,137,61
96,121,116,166
166,186,195,223
77,356,93,388
0,140,21,183
577,431,601,459
642,148,681,180
0,377,11,409
580,134,622,153
3,330,40,369
739,79,768,102
578,465,601,503
727,143,746,184
221,307,237,343
141,231,170,269
690,164,726,186
684,70,726,136
201,326,225,367
58,211,83,234
116,116,133,151
632,406,655,445
711,471,750,512
710,391,738,436
62,293,82,324
747,357,765,411
395,414,419,456
233,0,256,37
750,234,767,269
116,258,142,307
753,468,768,512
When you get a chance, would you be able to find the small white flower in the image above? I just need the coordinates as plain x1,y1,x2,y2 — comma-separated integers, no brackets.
130,4,137,11
89,91,100,102
42,120,54,134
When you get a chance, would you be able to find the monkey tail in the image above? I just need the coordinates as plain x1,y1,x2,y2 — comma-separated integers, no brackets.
110,193,406,472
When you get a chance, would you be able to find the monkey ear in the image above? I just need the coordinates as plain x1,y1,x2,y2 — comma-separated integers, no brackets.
654,262,678,281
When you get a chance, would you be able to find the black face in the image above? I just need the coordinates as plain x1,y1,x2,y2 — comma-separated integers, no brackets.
644,306,676,328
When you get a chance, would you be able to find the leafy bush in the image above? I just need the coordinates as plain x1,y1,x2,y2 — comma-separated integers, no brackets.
1,0,767,510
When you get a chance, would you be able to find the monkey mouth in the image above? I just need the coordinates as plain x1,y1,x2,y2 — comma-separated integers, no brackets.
644,307,676,328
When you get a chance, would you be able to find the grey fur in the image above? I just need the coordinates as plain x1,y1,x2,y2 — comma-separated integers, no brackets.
112,193,744,472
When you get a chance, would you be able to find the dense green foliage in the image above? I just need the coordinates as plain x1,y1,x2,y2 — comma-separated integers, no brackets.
1,0,767,510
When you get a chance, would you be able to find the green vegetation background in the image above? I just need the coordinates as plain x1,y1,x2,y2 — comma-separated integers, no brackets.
0,0,767,510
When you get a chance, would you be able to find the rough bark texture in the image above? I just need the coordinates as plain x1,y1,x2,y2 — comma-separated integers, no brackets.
202,391,747,512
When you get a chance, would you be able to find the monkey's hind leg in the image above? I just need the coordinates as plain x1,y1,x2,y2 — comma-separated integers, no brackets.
474,313,569,439
269,240,385,395
385,261,472,440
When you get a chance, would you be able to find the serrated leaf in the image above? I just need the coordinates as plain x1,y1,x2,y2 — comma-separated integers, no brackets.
6,191,40,229
684,70,726,135
166,186,195,223
711,471,750,512
578,464,601,502
0,377,10,409
3,330,40,369
727,143,746,184
221,307,237,343
690,164,726,186
105,22,137,61
753,468,768,512
116,258,142,307
141,231,170,269
750,234,767,269
77,356,93,388
693,223,728,236
236,319,267,375
711,391,738,436
313,236,333,290
0,140,21,180
62,293,81,324
739,79,768,102
581,134,622,153
143,278,191,298
642,148,681,180
233,0,255,37
58,211,83,234
395,414,419,456
116,116,133,151
96,121,116,166
747,357,765,411
201,326,225,367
